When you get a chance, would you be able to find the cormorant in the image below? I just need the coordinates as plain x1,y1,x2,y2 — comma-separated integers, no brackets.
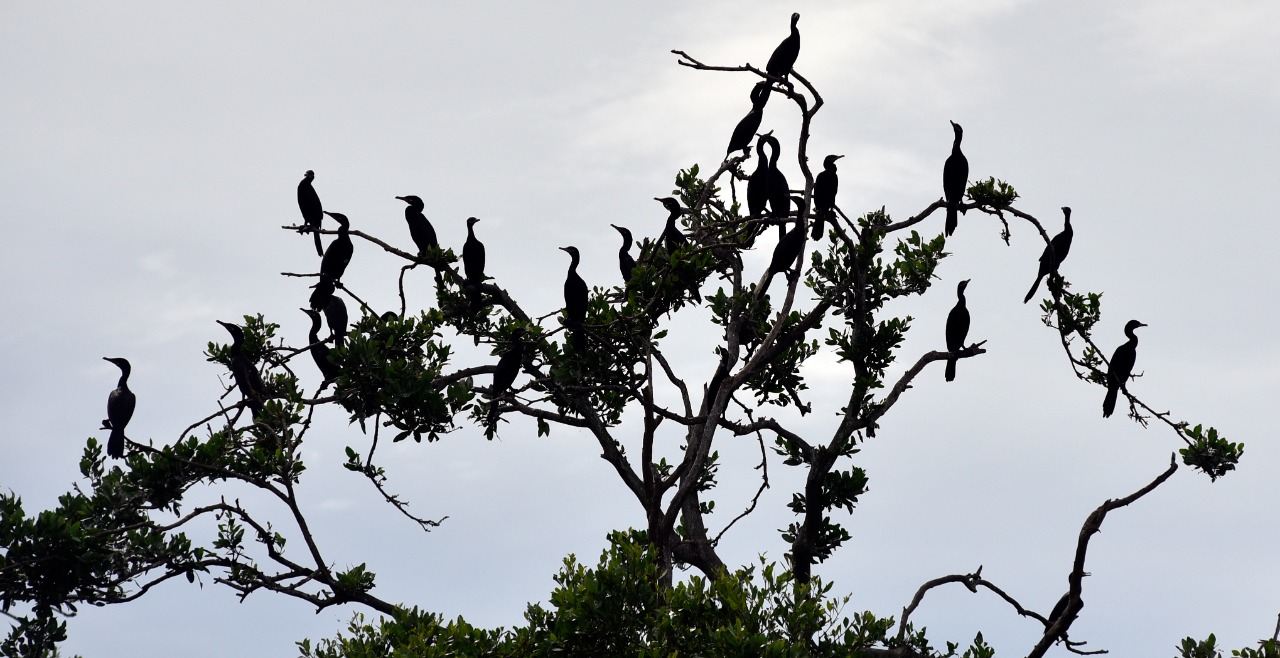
324,295,348,349
1103,320,1146,418
560,246,588,350
395,195,438,257
488,328,527,429
765,13,801,79
309,275,336,312
298,170,324,257
1024,207,1074,304
761,208,804,295
747,135,771,219
462,217,486,307
216,320,270,417
319,211,353,283
943,121,969,237
655,197,689,252
611,224,636,283
301,308,340,382
811,154,843,240
726,81,772,157
101,357,135,459
945,280,971,382
762,133,791,221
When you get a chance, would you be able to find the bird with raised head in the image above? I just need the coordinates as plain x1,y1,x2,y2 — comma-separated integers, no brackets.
1103,320,1147,418
611,224,636,284
395,195,438,258
1024,207,1074,304
560,246,588,351
945,280,971,382
811,154,843,240
765,13,801,79
297,170,324,256
943,121,969,236
101,357,135,459
462,217,486,308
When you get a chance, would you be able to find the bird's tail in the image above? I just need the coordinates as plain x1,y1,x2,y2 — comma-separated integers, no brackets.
945,357,957,382
1102,387,1119,418
569,324,586,352
313,230,324,257
107,429,126,459
945,206,958,236
1024,274,1044,304
810,213,827,241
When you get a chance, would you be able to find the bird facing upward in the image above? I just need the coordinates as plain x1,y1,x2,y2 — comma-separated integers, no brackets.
611,224,636,284
297,170,324,256
765,13,801,79
943,121,969,236
101,357,135,459
945,280,971,382
1024,207,1074,304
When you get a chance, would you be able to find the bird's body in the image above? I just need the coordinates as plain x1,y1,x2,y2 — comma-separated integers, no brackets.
747,137,771,220
1024,207,1074,304
656,197,689,252
765,13,801,79
319,212,353,283
761,206,804,295
302,308,340,382
297,170,324,256
324,295,348,349
395,195,438,257
462,217,486,308
101,357,135,459
762,133,791,220
486,328,527,433
560,247,589,351
1103,320,1146,417
309,276,336,312
726,81,772,157
945,280,971,382
943,121,969,236
611,224,636,284
217,321,270,417
811,154,843,240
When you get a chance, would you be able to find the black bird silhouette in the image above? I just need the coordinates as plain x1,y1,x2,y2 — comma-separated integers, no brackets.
655,197,689,252
101,357,135,459
462,217,486,307
747,135,772,221
560,246,588,351
324,295,348,349
1024,207,1074,304
309,276,336,312
487,328,527,430
811,154,843,240
319,211,353,283
765,13,801,79
1103,320,1146,418
943,121,969,236
301,308,340,382
216,320,270,417
611,224,636,284
761,203,804,295
762,133,791,222
945,280,971,382
1046,593,1075,636
297,170,324,257
395,195,438,257
726,81,773,157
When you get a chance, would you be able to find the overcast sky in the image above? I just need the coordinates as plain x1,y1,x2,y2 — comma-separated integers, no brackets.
2,1,1278,656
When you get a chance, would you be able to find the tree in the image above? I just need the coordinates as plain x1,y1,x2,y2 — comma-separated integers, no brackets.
0,12,1268,658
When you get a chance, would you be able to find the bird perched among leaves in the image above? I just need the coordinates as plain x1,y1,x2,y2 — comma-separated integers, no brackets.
611,224,636,284
101,357,136,459
1024,207,1074,304
462,217,486,308
216,320,271,418
945,280,971,382
811,154,843,240
943,121,969,236
1103,320,1146,418
301,308,340,382
297,170,324,256
324,295,348,349
560,246,588,351
760,203,804,296
655,197,689,253
765,13,801,79
487,328,527,432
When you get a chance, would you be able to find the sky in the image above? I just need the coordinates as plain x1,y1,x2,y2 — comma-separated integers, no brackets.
2,1,1278,655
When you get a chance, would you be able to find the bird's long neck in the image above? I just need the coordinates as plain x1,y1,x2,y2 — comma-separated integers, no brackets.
1125,327,1139,345
569,253,580,274
952,132,963,152
117,366,131,387
767,140,780,169
309,314,322,342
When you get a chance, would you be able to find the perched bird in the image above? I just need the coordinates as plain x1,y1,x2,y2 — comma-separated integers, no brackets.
395,195,438,257
297,170,324,257
726,81,772,157
100,357,136,459
560,246,588,351
762,133,791,221
1103,320,1147,418
462,217,486,307
611,224,636,284
319,211,353,283
943,121,969,236
324,295,348,349
1024,207,1074,304
655,197,689,252
765,13,801,79
747,135,772,220
761,205,804,295
309,275,336,312
487,328,527,430
811,154,843,240
216,321,270,417
945,280,971,382
301,308,340,382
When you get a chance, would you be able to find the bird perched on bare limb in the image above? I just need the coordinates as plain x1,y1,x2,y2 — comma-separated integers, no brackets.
811,154,843,240
1103,320,1146,418
297,170,324,256
765,13,801,79
726,81,772,157
945,280,971,382
101,357,135,459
